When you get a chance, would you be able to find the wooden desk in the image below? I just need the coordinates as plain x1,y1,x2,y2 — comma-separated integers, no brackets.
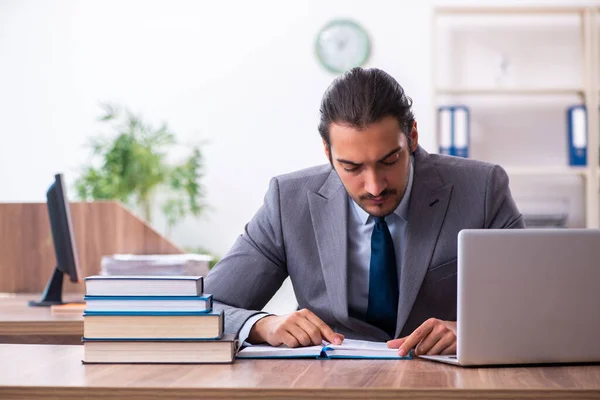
0,294,83,345
0,344,599,399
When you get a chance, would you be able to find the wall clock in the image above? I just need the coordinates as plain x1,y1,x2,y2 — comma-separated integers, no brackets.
315,19,371,73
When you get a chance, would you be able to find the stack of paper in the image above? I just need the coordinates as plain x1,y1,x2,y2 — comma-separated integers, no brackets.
100,254,212,277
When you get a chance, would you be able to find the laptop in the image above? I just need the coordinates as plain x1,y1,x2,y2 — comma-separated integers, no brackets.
420,228,600,367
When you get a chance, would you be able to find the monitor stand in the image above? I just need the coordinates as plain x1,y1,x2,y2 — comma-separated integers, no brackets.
28,265,64,307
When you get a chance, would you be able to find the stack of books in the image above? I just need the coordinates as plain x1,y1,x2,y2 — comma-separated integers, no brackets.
81,275,236,364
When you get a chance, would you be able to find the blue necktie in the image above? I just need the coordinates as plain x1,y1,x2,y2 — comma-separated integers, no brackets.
366,216,399,338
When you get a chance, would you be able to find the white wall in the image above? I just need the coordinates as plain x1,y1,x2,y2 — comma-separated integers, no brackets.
2,0,600,312
1,0,437,255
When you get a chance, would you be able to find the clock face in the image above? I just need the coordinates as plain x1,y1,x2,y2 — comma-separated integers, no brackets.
315,20,371,73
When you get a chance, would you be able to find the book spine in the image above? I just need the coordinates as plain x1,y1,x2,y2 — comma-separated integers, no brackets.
84,309,212,315
83,310,221,316
82,336,225,341
84,295,212,301
84,276,204,281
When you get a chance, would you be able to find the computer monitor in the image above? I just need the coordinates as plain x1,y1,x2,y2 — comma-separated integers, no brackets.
29,174,82,307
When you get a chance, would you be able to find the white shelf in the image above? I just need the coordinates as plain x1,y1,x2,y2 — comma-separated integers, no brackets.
503,166,587,177
435,7,586,16
433,6,600,228
435,87,584,96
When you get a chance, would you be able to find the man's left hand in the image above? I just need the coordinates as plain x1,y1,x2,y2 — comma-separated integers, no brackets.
386,318,457,356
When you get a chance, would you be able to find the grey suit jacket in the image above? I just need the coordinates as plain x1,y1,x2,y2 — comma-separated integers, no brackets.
204,146,525,341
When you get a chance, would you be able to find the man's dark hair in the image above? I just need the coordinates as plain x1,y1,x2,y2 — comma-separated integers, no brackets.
318,67,415,153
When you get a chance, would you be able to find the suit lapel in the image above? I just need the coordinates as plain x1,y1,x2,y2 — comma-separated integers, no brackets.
308,170,350,324
395,148,453,337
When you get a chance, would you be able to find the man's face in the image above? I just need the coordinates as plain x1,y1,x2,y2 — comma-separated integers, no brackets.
324,116,418,218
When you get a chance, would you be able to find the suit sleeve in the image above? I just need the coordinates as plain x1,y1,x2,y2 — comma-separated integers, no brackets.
203,177,289,336
484,165,526,229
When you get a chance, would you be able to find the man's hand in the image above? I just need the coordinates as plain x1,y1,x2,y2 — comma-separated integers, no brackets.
247,308,344,348
386,318,456,356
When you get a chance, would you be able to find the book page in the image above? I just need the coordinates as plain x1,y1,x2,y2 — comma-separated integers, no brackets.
322,338,410,358
324,338,393,352
237,339,409,359
237,343,323,358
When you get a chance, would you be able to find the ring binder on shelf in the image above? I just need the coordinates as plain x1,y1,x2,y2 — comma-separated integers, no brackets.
438,107,453,156
437,105,470,158
567,105,587,166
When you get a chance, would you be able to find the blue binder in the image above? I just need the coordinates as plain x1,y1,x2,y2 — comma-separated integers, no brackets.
567,105,587,166
438,106,453,156
438,105,470,158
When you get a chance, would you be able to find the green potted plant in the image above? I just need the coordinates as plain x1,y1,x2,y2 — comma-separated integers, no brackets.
74,103,205,238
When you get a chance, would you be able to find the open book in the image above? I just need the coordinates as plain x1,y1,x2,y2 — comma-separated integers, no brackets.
236,338,412,360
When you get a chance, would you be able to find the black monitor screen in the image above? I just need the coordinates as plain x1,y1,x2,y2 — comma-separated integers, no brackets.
46,173,81,283
29,173,82,306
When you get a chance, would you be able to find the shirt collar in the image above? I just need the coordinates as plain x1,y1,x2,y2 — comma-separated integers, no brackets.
351,156,414,225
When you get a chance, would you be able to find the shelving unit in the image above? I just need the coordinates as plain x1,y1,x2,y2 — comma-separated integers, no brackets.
504,166,588,177
436,87,584,96
432,6,600,228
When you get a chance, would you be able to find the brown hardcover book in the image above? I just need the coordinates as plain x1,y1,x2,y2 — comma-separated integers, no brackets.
83,310,223,339
83,334,237,364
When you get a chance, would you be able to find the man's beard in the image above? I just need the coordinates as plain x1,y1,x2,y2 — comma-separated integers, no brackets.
356,187,405,217
359,188,398,202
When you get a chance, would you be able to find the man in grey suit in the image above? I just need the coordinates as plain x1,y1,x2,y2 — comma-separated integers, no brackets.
205,67,524,356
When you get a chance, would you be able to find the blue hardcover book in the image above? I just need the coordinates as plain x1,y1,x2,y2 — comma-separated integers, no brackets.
84,275,203,297
437,105,470,158
567,105,587,166
84,294,213,313
236,338,413,360
83,309,224,340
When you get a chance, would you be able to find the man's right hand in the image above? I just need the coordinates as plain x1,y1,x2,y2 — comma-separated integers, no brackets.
247,308,344,347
